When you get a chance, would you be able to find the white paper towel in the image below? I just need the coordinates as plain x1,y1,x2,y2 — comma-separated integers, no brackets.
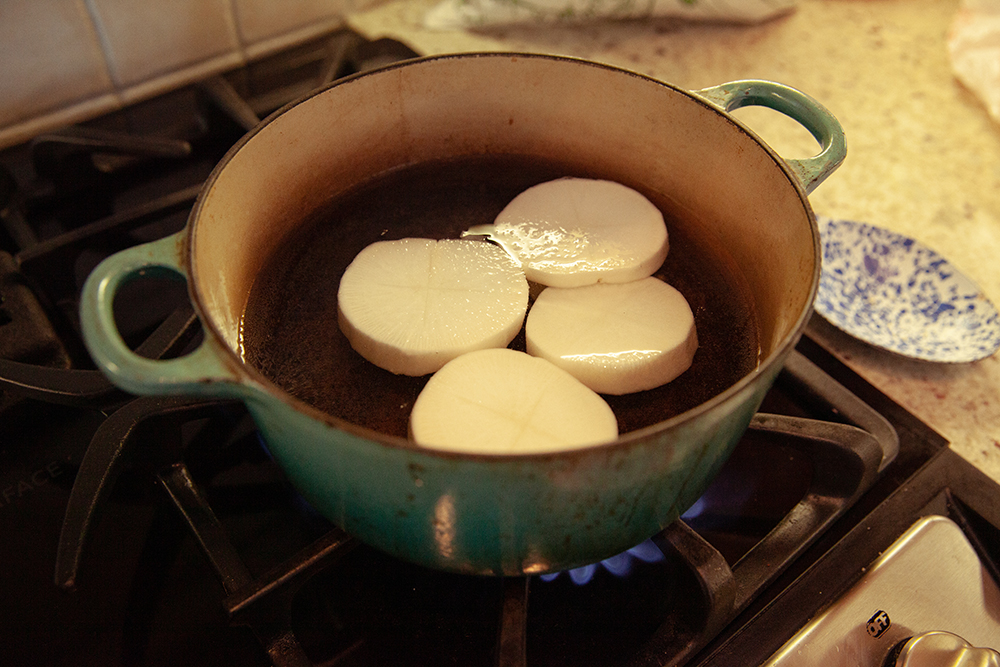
424,0,797,30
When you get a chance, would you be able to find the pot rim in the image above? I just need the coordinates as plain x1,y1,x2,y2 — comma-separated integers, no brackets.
187,51,822,462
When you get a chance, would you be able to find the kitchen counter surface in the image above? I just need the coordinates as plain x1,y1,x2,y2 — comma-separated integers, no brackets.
347,0,1000,482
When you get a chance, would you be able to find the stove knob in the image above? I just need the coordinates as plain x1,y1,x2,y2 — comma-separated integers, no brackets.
893,631,1000,667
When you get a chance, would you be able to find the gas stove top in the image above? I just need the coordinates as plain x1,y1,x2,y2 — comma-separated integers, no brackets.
1,28,998,667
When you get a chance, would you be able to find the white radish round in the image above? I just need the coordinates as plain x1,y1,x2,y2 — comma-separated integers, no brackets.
409,348,618,454
465,177,668,288
337,238,528,376
525,277,697,395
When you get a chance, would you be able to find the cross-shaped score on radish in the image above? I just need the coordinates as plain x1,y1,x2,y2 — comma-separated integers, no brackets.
463,177,669,288
337,238,529,376
525,277,698,395
409,348,618,453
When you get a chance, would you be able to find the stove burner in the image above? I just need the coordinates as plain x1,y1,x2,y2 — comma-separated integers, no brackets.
2,27,989,667
44,342,896,667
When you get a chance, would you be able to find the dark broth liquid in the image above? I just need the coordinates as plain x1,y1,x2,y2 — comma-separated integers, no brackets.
241,155,760,438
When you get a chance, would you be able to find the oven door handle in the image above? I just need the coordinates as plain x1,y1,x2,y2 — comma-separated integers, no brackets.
79,232,246,399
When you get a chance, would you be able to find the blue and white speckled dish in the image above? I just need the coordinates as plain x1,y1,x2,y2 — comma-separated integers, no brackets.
816,217,1000,363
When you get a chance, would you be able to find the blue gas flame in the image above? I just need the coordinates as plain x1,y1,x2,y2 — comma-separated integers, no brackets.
538,538,666,584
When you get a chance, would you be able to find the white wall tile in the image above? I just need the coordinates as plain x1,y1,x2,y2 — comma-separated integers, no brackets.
85,0,242,88
0,0,387,149
0,0,115,129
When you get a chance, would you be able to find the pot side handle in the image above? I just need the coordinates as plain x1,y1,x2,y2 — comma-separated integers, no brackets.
693,80,846,194
79,232,243,398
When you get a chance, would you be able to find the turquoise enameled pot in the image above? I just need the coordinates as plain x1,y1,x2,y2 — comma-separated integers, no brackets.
79,53,844,575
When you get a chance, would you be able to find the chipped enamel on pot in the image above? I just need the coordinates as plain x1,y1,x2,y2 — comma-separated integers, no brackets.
80,54,844,575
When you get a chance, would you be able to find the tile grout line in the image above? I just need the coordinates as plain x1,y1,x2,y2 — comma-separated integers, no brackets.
0,0,358,149
79,0,125,99
226,0,251,70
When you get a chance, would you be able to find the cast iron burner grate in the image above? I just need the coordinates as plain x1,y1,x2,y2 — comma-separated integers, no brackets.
49,344,897,667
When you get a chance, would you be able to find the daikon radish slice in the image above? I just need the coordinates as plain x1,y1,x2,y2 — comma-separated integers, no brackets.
464,177,668,288
337,238,528,376
410,348,618,453
525,277,697,395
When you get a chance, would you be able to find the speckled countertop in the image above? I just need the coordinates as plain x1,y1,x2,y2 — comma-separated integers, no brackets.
347,0,1000,481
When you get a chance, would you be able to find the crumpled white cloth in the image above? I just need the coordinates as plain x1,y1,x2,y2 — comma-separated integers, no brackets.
423,0,797,30
948,0,1000,122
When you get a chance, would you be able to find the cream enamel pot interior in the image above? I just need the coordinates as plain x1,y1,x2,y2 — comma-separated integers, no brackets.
80,53,844,576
